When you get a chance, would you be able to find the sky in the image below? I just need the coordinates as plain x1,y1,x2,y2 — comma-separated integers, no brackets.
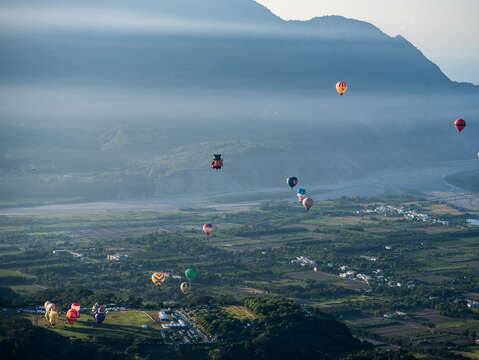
257,0,479,85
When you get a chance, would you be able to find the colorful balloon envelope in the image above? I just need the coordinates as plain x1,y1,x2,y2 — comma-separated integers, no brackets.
203,223,213,235
95,312,106,324
336,81,348,95
152,272,167,287
44,301,56,313
455,118,466,133
48,311,59,326
71,303,81,318
180,282,190,295
185,268,197,281
66,309,79,325
98,305,105,313
297,188,306,196
286,177,298,189
297,194,305,202
302,198,314,211
92,303,99,314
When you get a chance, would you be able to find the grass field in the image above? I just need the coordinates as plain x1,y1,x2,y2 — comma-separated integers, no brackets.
222,306,257,321
35,310,161,340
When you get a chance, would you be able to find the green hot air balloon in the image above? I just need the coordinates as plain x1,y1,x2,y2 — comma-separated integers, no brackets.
185,268,197,281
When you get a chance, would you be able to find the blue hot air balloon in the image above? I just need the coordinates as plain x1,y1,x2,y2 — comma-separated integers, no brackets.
297,188,306,196
286,177,298,189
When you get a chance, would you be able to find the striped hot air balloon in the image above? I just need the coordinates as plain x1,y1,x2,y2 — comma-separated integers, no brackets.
336,81,348,96
152,272,167,287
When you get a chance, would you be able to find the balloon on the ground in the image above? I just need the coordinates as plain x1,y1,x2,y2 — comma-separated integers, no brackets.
95,312,106,324
455,118,466,133
92,303,99,314
44,301,56,313
185,268,197,281
66,309,79,325
203,223,213,235
152,272,167,287
286,177,298,189
302,198,314,211
336,81,348,95
47,310,59,326
180,282,190,295
71,303,81,318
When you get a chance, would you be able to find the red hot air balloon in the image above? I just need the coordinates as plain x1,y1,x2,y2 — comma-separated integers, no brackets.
455,119,466,133
66,309,79,325
203,223,213,236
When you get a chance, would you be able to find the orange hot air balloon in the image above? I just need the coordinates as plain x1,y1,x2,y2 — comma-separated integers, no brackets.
302,198,314,211
66,309,79,325
454,118,466,133
336,81,348,96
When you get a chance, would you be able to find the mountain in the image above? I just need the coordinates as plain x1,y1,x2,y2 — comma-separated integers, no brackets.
0,0,478,203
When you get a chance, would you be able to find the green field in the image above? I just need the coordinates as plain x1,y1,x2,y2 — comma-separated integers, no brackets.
35,310,161,340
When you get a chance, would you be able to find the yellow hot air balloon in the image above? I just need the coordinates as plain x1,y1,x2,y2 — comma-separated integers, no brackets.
48,311,59,327
152,272,167,287
336,81,348,96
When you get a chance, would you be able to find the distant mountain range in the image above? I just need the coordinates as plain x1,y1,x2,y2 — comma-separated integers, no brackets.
0,0,478,203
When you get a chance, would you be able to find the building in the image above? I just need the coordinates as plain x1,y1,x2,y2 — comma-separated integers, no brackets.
107,254,128,261
162,322,186,329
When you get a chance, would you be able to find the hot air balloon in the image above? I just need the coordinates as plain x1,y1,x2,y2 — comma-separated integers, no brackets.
44,301,56,314
302,198,314,211
152,272,167,287
95,312,106,324
297,194,305,202
71,303,81,318
92,303,99,314
47,310,59,327
211,154,223,171
180,282,190,295
203,223,213,236
455,119,466,133
297,188,306,196
336,81,348,96
98,305,105,313
286,177,298,189
66,309,79,325
185,268,197,281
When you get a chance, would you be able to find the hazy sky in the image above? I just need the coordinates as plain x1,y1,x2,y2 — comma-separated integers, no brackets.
257,0,479,85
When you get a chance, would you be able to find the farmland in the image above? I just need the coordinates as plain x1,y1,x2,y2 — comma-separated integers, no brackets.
1,195,479,359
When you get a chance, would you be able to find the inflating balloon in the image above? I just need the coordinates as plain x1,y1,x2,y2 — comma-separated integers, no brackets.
66,309,79,325
71,303,81,318
152,272,167,287
47,311,59,326
336,81,348,96
95,312,106,324
302,198,314,211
